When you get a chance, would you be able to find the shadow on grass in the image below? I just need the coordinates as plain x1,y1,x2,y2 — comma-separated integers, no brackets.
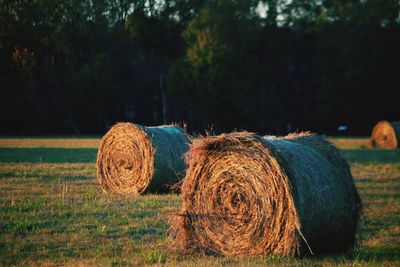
0,173,94,181
362,193,400,200
0,148,97,163
340,149,400,164
355,246,400,262
356,178,399,184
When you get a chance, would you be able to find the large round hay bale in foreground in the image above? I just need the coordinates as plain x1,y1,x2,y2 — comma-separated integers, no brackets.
370,121,400,149
169,132,361,256
97,123,190,194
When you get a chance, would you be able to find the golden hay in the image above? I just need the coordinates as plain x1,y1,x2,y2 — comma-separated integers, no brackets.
370,121,400,149
169,132,361,256
97,122,190,194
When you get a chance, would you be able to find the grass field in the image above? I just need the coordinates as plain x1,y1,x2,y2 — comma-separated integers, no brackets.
0,137,399,266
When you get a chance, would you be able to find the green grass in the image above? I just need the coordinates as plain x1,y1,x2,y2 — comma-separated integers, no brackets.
340,149,400,164
0,148,98,163
0,137,399,266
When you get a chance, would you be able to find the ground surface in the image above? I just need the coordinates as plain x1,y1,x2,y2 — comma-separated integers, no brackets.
0,137,399,266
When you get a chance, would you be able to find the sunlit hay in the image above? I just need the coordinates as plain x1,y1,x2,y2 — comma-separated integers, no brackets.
169,132,361,256
96,122,190,194
370,121,400,149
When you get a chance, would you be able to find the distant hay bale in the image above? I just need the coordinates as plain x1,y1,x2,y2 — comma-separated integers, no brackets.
370,121,400,149
169,132,361,256
97,122,190,194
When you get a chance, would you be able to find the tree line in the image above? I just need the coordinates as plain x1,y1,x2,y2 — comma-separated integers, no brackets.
1,0,399,135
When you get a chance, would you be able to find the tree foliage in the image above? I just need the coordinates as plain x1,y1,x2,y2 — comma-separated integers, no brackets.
1,0,399,135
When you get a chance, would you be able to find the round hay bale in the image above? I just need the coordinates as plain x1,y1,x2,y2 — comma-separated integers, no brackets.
97,122,190,194
370,121,400,149
169,132,361,256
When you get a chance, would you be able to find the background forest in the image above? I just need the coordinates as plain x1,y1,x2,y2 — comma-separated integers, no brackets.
1,0,399,136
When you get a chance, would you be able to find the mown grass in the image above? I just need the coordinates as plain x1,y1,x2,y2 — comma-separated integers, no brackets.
0,138,100,148
327,137,370,150
0,137,399,266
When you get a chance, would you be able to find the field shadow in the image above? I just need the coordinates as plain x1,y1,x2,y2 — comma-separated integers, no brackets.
0,148,97,163
356,246,400,262
340,149,400,164
356,178,399,184
0,172,93,181
361,193,400,200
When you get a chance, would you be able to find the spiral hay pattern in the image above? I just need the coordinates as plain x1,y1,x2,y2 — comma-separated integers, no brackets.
97,123,189,194
370,121,400,149
169,132,361,256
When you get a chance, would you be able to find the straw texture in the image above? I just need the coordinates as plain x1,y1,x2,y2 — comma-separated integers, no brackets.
370,121,400,149
169,132,361,256
97,122,189,194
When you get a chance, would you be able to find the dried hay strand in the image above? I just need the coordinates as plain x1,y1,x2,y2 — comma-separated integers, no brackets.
97,122,190,194
370,121,400,149
169,132,361,256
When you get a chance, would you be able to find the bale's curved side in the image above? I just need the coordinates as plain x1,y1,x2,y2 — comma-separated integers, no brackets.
170,132,361,256
269,133,361,254
370,121,400,149
97,122,189,194
145,126,191,192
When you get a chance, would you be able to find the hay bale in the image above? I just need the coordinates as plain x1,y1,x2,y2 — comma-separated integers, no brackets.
97,122,190,194
169,132,361,256
370,121,400,149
